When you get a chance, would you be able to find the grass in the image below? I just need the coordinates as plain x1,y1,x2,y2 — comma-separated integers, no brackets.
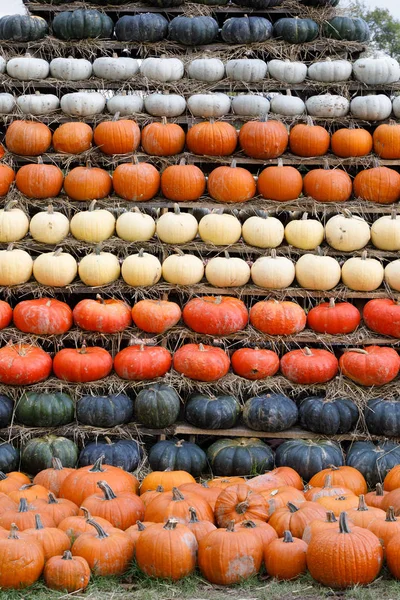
1,565,399,600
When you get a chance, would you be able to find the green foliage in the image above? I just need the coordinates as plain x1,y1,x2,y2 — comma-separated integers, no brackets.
348,0,400,59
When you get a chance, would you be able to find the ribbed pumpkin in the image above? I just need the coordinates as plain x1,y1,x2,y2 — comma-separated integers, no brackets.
186,507,217,543
141,117,185,156
114,344,172,380
373,122,400,159
24,514,71,561
365,484,388,509
140,471,195,495
183,296,248,335
132,299,181,333
5,120,51,155
144,486,214,524
113,160,160,202
53,345,113,383
161,159,206,201
208,160,256,203
186,119,237,156
302,511,338,544
268,501,326,538
331,127,373,157
303,165,352,202
173,343,230,381
307,299,361,334
249,299,306,335
214,484,268,528
354,166,400,204
94,118,140,155
231,348,280,380
257,160,303,201
13,298,73,335
280,347,338,384
368,507,400,552
58,508,114,542
31,492,79,526
239,118,288,159
73,297,131,333
81,481,145,530
0,524,45,589
347,494,385,528
0,165,15,197
363,298,400,338
44,550,90,593
0,343,52,385
64,165,112,201
289,118,330,156
265,530,307,580
16,162,63,199
53,122,93,154
339,346,400,386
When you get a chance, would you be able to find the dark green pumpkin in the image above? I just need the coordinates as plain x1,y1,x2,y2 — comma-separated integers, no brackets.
15,392,74,427
0,15,48,41
0,443,19,473
365,398,400,437
299,396,359,435
149,439,206,477
195,0,228,6
243,393,298,432
234,0,283,8
168,16,219,46
135,384,180,429
275,439,343,481
301,0,339,5
21,436,78,475
273,18,319,44
346,441,400,487
115,14,168,42
52,10,114,40
221,16,273,44
323,17,370,42
207,437,274,476
77,393,133,428
0,395,13,428
78,438,142,471
146,0,184,6
185,393,240,430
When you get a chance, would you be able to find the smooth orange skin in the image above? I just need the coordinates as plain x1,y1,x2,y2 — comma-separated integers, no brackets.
140,471,195,495
363,299,400,339
53,347,113,383
141,122,185,156
303,169,353,203
113,162,160,202
44,552,91,593
289,122,330,157
186,121,237,156
280,348,339,384
331,128,373,158
354,166,400,204
94,120,140,155
231,348,279,380
183,296,248,335
132,299,181,334
114,345,172,380
6,121,51,156
265,534,308,580
16,164,63,199
373,123,400,159
173,343,230,382
0,165,15,196
309,467,367,496
384,465,400,491
64,166,112,201
208,165,256,203
161,163,205,201
257,165,303,201
250,300,306,335
73,298,131,334
239,120,288,159
339,346,400,386
307,301,361,335
14,298,72,335
53,122,93,154
316,494,360,517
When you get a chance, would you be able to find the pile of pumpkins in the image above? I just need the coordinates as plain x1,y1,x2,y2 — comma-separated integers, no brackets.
3,460,400,591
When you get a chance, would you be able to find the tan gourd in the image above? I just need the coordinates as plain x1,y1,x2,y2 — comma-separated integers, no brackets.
33,248,77,287
0,200,29,242
341,251,384,291
295,249,341,291
251,250,295,289
371,208,400,251
122,249,162,287
0,244,33,286
156,205,198,244
199,212,241,246
78,247,120,287
284,213,324,250
205,251,250,288
242,214,284,248
29,205,69,244
325,210,370,252
70,200,115,243
162,252,204,285
116,208,156,242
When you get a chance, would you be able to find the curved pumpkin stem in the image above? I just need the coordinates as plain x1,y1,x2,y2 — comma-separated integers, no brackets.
8,524,20,539
236,498,250,515
35,514,45,530
325,511,337,523
89,456,105,473
80,507,93,521
136,521,146,531
376,483,384,497
87,518,109,539
62,550,73,560
172,487,185,502
226,520,236,532
283,530,294,543
241,520,257,529
386,507,397,522
48,493,58,505
356,495,369,512
164,518,178,530
339,512,351,534
98,480,117,501
303,347,312,357
287,502,299,513
189,507,199,523
18,498,28,513
329,298,336,309
0,472,8,481
51,457,64,470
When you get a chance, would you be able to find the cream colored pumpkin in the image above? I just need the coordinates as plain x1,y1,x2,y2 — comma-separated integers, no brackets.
7,55,49,81
0,201,29,243
242,215,284,248
251,250,295,289
33,249,77,287
116,209,155,242
385,260,400,291
78,249,120,287
70,201,115,243
156,205,198,244
371,210,400,250
205,253,250,288
199,213,241,246
122,250,162,287
325,212,370,252
162,253,204,285
295,252,341,290
284,213,324,250
0,246,33,286
341,252,384,291
29,205,69,245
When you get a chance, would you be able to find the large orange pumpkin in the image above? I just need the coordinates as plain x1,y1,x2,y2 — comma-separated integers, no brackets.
81,481,145,530
132,299,181,334
182,296,248,335
208,160,256,203
365,483,388,509
94,119,140,155
0,524,45,589
186,120,237,156
0,165,15,196
268,501,326,538
214,484,269,527
368,507,400,553
0,344,52,385
0,472,30,495
347,494,385,528
161,159,206,201
231,348,279,380
24,514,71,561
303,166,352,203
141,118,185,156
16,162,63,199
53,345,113,383
5,121,52,156
373,123,400,159
144,487,214,524
173,343,230,381
114,344,172,380
316,494,362,517
64,165,112,201
280,347,339,384
53,122,93,154
309,466,367,496
353,166,400,204
250,299,306,335
331,128,373,158
0,498,55,531
14,298,73,335
289,118,330,157
257,160,303,202
339,346,400,386
261,486,305,516
302,510,338,544
73,296,131,334
113,160,160,202
239,119,288,159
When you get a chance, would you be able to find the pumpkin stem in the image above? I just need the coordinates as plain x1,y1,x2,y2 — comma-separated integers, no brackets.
306,116,314,127
287,502,299,513
227,520,236,532
96,294,105,305
189,507,199,523
172,487,185,502
301,213,308,221
283,530,294,543
89,456,105,473
161,116,167,126
0,472,7,481
323,475,333,489
304,347,312,356
4,200,18,211
136,521,146,531
18,498,28,513
357,494,368,512
47,204,54,214
78,342,88,355
343,209,353,219
199,343,205,352
230,159,237,169
53,247,63,257
62,550,73,560
164,518,178,530
6,244,13,252
97,480,117,500
113,111,121,122
95,243,102,256
173,204,181,215
8,524,20,540
277,158,283,168
156,485,164,492
236,498,250,515
376,483,384,497
81,507,92,520
338,511,351,534
138,248,144,258
344,348,368,355
270,249,277,259
48,493,58,505
386,507,397,522
325,511,337,523
35,514,45,530
329,298,336,309
87,518,109,539
179,158,186,166
241,520,256,529
89,200,97,212
361,250,368,261
51,458,63,470
391,207,397,220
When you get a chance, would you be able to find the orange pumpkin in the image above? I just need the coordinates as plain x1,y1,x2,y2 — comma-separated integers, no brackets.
207,477,246,489
238,519,277,548
347,494,386,528
58,507,114,542
5,120,52,156
257,160,303,202
186,120,237,156
214,484,268,527
0,164,15,197
208,160,256,203
64,165,112,201
140,471,195,495
265,530,307,580
250,299,306,336
24,514,71,561
173,343,230,382
231,348,280,380
384,465,400,491
144,487,214,524
81,481,145,530
331,128,373,158
187,506,217,543
0,493,17,515
303,166,353,203
0,524,45,589
44,550,90,593
9,484,50,504
0,471,30,495
272,467,303,491
31,493,79,526
365,484,388,509
247,472,286,493
289,118,330,157
309,466,367,496
302,510,338,544
354,166,400,204
374,122,400,159
15,161,63,199
94,119,140,155
316,494,360,517
113,160,160,202
261,486,305,516
161,159,206,201
368,507,400,553
132,299,181,334
239,118,288,159
125,521,155,547
304,475,354,502
141,117,185,156
0,498,55,531
178,483,221,512
268,501,326,538
53,122,93,154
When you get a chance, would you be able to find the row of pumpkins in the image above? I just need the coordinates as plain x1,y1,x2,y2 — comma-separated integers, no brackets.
0,12,370,44
26,0,341,9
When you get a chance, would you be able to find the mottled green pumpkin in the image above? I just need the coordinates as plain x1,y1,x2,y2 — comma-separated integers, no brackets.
243,393,298,433
115,14,168,42
0,395,13,428
346,440,400,487
299,396,359,436
365,398,400,437
207,437,274,476
149,439,206,477
221,16,273,44
21,436,78,475
185,393,240,430
273,18,319,43
15,392,74,427
234,0,283,7
0,443,19,473
135,384,180,429
275,439,344,481
0,15,48,41
168,16,219,46
52,9,114,40
78,438,142,472
323,16,370,41
77,393,133,428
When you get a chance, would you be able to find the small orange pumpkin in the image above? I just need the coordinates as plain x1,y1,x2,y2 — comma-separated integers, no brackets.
141,117,185,156
208,160,256,203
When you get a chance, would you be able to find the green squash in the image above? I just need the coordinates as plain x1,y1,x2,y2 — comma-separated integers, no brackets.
115,14,168,43
243,393,298,432
323,16,370,42
299,396,359,436
52,9,114,40
273,17,319,44
185,393,240,430
168,16,219,46
15,392,74,427
346,441,400,487
78,438,142,472
365,398,400,437
149,439,206,477
0,395,13,428
21,436,78,475
221,16,273,44
135,384,180,429
77,393,133,428
0,15,48,41
207,437,274,476
276,439,343,481
0,443,19,473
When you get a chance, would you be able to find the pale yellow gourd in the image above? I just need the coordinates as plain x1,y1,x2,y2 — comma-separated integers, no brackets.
70,200,115,243
341,251,384,291
156,205,198,244
78,247,120,287
295,250,341,290
284,213,324,250
162,252,204,285
0,200,29,243
199,212,241,246
385,260,400,291
205,252,250,288
122,249,162,286
33,248,77,287
29,204,69,245
0,245,33,286
371,208,400,251
251,250,295,289
242,214,284,248
325,211,370,252
116,208,156,242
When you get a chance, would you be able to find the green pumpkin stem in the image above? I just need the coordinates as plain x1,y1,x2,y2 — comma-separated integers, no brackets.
87,518,109,539
227,520,236,532
48,493,58,505
51,458,64,470
62,550,73,560
89,456,105,473
172,487,185,502
325,511,337,523
164,518,178,530
357,495,368,512
339,512,351,534
386,507,397,522
136,521,146,531
98,480,117,501
8,524,20,539
18,498,28,513
283,530,294,543
287,502,299,513
35,514,45,530
189,507,199,523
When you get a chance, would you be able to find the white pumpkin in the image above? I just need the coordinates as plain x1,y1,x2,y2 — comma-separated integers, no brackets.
29,205,69,245
205,253,250,288
17,92,59,116
156,205,198,245
0,201,29,243
371,210,400,251
268,59,307,84
325,212,370,252
295,252,341,290
116,209,156,242
93,55,140,81
270,91,305,117
393,96,400,118
144,93,186,117
187,93,231,118
33,249,77,287
78,250,120,287
341,252,384,291
284,214,324,250
49,57,92,81
162,253,204,285
199,213,242,246
0,57,5,74
350,95,392,121
7,55,49,81
60,92,106,117
385,260,400,291
353,53,400,85
242,215,284,248
107,92,144,116
187,58,225,82
226,59,267,83
140,57,184,82
308,59,352,82
0,93,15,114
251,250,295,289
70,201,115,243
0,245,33,286
306,94,350,118
232,94,270,117
122,250,162,286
